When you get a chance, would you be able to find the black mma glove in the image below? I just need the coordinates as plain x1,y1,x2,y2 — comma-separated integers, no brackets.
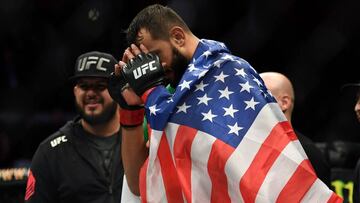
108,73,145,127
108,73,142,110
121,52,165,96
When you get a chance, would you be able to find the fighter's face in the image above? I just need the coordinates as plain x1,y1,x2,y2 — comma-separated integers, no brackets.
74,78,117,125
167,46,189,87
136,28,189,87
355,90,360,123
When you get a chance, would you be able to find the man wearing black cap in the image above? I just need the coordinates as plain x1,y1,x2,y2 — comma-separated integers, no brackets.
347,82,360,203
350,84,360,123
25,51,124,203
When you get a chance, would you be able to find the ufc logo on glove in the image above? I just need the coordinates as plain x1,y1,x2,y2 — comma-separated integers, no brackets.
132,60,157,79
108,52,165,97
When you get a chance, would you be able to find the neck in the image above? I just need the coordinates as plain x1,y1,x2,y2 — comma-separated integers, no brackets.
184,34,200,60
285,113,292,125
81,113,120,137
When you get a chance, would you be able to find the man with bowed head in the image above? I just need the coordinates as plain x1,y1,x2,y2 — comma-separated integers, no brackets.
25,51,124,203
259,71,331,187
109,4,342,202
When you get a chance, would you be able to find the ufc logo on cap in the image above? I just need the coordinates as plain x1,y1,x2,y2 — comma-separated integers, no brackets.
77,56,110,72
133,60,156,79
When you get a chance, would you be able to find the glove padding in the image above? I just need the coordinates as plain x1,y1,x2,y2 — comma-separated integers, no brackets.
121,52,165,96
108,73,145,127
108,72,143,110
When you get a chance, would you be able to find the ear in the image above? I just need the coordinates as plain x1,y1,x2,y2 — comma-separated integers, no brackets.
169,26,185,48
278,95,291,112
73,85,77,96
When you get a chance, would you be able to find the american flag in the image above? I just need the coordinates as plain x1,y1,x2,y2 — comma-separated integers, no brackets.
139,39,342,203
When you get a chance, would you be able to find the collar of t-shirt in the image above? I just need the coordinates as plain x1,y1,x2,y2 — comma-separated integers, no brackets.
75,122,120,150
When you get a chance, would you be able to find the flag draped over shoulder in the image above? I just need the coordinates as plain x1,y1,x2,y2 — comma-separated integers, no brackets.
140,39,342,203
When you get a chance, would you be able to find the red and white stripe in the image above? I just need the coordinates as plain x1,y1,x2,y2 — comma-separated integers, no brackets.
140,103,342,203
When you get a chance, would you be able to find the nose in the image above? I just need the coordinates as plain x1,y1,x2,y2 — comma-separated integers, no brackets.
85,88,98,97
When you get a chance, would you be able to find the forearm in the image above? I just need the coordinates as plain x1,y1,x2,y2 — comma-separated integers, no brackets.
121,126,148,196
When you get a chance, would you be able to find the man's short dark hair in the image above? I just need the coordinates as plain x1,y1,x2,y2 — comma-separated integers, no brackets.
126,4,190,45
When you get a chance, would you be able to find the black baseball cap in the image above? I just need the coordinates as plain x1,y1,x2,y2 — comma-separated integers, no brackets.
69,51,117,82
341,82,360,100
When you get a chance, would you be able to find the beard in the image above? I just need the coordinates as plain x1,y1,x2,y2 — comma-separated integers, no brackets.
75,99,118,125
168,47,189,88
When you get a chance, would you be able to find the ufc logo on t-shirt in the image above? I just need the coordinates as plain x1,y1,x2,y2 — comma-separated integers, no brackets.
77,56,110,72
50,136,68,147
133,60,156,79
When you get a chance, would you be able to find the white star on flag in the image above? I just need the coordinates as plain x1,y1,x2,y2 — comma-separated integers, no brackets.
236,60,244,65
202,50,212,59
227,122,243,136
235,68,247,78
218,87,234,100
253,76,263,86
188,63,198,72
149,104,160,115
222,55,234,61
176,102,191,113
203,64,211,69
219,42,226,48
197,70,208,79
223,104,239,118
178,80,192,91
260,89,268,98
197,94,213,106
167,97,174,103
244,97,260,110
195,81,208,92
214,71,229,83
201,109,217,122
214,59,224,68
239,81,253,93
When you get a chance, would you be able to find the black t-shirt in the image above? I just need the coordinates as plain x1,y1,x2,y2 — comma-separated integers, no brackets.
295,130,331,187
25,119,124,203
354,159,360,203
75,124,120,181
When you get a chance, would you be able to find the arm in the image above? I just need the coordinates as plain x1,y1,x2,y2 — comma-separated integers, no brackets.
110,44,165,195
108,81,148,195
25,145,57,203
122,125,148,195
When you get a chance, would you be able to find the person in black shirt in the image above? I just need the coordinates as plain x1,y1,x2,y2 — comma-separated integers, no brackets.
25,51,124,203
346,82,360,203
260,71,331,187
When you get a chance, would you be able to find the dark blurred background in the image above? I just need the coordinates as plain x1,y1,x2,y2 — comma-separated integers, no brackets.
1,0,360,202
0,0,360,179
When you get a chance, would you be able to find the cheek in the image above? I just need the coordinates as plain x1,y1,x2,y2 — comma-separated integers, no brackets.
355,101,360,111
74,91,83,102
156,46,174,69
75,95,84,106
159,53,172,69
102,92,115,104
